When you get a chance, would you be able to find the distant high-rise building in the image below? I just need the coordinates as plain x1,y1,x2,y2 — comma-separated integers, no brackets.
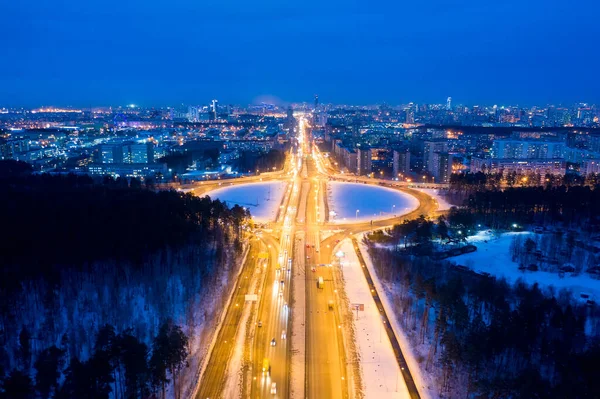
99,144,124,164
314,95,319,110
357,148,372,176
0,139,29,159
424,140,449,171
99,142,154,164
188,106,199,122
492,139,564,159
405,108,415,124
210,99,218,120
393,149,410,177
432,152,453,183
127,142,154,164
446,97,452,111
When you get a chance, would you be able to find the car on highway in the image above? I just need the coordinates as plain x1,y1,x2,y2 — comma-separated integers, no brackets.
311,267,316,272
270,338,276,346
258,321,262,328
281,330,286,339
270,382,277,394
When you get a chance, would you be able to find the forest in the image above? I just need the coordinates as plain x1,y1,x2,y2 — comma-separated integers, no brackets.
366,235,600,398
364,178,600,398
0,161,251,398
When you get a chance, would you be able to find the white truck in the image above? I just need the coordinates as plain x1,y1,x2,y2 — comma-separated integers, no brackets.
317,276,324,289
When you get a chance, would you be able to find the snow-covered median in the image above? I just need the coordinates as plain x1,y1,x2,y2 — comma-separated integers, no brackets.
356,235,435,399
336,239,411,398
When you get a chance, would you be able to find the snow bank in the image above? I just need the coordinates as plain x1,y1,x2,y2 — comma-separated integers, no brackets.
337,239,410,398
328,182,419,224
204,181,286,222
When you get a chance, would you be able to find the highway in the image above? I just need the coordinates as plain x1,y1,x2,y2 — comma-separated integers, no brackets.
302,152,348,399
195,238,263,398
194,115,437,399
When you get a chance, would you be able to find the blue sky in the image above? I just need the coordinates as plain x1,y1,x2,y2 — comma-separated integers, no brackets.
1,0,599,106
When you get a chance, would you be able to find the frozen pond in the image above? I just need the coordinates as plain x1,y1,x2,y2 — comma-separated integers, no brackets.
204,181,286,222
328,182,419,223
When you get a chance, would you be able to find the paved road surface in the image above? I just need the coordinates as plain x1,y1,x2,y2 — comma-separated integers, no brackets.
195,118,435,399
303,154,348,399
196,240,261,398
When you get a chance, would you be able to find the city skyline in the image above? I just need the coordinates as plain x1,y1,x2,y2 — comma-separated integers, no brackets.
2,98,600,110
2,0,599,107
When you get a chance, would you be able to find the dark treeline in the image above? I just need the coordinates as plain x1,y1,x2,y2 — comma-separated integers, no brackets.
0,160,251,398
0,321,188,399
237,149,286,173
450,171,598,192
447,171,599,211
0,167,249,291
464,185,600,230
367,241,600,398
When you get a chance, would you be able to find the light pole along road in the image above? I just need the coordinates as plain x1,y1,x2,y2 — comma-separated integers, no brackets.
194,115,436,399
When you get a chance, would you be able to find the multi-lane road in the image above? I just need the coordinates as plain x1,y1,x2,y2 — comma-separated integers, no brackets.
194,117,437,399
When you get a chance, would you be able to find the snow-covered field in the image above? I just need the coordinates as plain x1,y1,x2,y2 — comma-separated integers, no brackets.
204,182,286,222
328,182,418,223
336,239,410,398
413,188,453,211
456,231,600,300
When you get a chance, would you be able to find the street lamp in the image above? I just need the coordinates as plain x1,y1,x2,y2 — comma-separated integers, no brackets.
356,209,360,219
392,205,396,214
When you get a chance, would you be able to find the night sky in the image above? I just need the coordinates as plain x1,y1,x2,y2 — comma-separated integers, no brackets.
2,0,599,107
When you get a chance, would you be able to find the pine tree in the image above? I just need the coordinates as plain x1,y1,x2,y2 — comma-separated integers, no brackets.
1,370,34,399
34,345,65,399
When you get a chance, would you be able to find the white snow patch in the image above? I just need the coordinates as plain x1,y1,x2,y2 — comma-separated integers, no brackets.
336,239,410,398
204,181,286,222
328,182,419,224
455,231,600,300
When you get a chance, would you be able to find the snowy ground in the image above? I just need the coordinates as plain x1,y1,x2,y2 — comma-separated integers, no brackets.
290,231,306,399
222,260,262,398
204,181,286,222
413,188,453,211
336,239,410,398
456,231,600,301
328,182,419,224
357,235,436,399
